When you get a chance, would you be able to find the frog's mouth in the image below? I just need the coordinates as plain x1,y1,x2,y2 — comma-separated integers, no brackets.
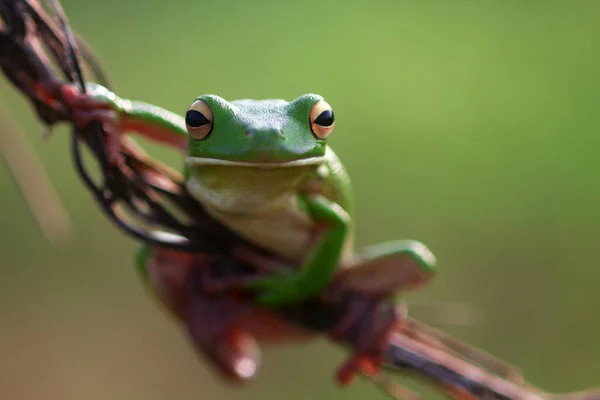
186,156,326,169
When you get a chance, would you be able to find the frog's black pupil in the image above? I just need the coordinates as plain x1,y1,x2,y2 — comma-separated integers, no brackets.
315,110,334,127
186,110,210,128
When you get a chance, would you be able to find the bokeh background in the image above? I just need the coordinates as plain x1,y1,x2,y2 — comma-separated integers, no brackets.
1,1,599,399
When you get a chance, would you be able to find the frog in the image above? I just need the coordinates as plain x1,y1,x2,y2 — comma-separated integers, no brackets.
53,81,438,381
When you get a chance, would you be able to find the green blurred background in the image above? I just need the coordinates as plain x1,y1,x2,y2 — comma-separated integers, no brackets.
1,0,599,399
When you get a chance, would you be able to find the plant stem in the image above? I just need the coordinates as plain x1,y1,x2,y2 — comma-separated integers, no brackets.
0,100,70,245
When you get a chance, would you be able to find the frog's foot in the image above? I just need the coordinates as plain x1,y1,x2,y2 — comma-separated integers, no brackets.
332,297,404,386
338,240,437,296
329,240,437,386
186,274,260,382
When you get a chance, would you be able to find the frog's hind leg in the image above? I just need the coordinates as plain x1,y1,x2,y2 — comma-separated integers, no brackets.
136,244,263,382
338,240,437,296
329,239,437,345
186,266,260,383
328,240,436,385
336,240,523,385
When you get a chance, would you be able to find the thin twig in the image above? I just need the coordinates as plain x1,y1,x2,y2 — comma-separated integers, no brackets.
0,98,70,245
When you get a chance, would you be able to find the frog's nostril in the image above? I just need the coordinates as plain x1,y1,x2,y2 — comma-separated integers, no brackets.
245,129,285,140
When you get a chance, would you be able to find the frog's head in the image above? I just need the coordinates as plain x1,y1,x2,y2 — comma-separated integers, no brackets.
184,94,334,169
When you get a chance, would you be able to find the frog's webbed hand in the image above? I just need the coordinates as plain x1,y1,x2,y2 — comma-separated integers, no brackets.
41,81,188,163
246,194,350,307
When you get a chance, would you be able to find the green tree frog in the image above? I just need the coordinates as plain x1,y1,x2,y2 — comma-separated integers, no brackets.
63,83,438,308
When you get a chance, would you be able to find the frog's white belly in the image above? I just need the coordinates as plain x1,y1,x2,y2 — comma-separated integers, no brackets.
186,175,315,262
208,202,314,262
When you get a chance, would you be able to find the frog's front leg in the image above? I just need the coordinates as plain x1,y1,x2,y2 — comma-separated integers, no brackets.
247,194,350,307
42,82,188,163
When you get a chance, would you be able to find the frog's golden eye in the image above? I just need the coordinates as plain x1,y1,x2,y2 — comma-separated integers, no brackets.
185,100,213,139
310,100,335,139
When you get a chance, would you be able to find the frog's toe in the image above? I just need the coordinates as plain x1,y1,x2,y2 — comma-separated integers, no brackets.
338,240,437,295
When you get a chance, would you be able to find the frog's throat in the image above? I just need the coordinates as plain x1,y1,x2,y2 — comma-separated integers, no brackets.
186,156,326,169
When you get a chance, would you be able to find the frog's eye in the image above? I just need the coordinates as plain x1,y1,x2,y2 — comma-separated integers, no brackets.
186,100,214,139
310,100,335,139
